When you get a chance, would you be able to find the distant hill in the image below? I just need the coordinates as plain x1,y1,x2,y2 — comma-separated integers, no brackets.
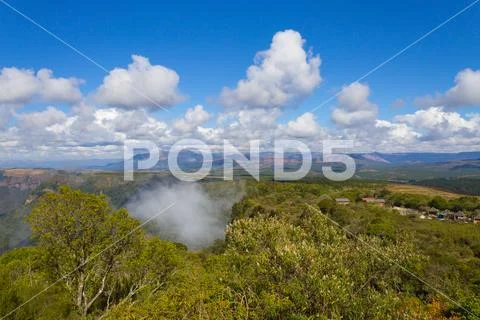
102,150,225,171
359,151,480,164
450,163,480,171
414,177,480,196
95,151,480,171
2,151,480,173
0,158,118,170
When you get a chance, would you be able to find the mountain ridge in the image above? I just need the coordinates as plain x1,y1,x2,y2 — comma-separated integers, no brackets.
2,151,480,170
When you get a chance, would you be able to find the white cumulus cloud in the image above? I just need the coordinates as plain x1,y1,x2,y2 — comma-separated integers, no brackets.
0,67,82,106
395,106,478,140
279,112,323,138
173,105,211,134
415,68,480,108
95,55,183,110
37,69,83,103
331,82,378,127
0,67,39,105
219,29,321,109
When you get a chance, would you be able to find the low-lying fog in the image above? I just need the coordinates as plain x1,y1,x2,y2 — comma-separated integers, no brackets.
127,182,243,249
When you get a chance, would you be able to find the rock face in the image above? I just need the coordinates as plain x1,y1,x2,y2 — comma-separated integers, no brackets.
0,169,53,191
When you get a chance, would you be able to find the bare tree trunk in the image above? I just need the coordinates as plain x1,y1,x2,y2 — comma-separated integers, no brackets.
84,271,109,315
77,271,86,316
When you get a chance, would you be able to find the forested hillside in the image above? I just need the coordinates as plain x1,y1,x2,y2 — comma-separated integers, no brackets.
0,170,172,253
0,187,31,251
0,180,479,319
415,178,480,196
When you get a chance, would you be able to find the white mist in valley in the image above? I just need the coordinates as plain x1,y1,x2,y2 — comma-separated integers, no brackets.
127,182,242,249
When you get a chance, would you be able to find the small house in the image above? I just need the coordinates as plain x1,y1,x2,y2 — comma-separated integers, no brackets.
425,207,439,216
474,216,480,224
393,206,408,215
335,198,350,205
362,197,386,206
443,210,455,220
453,211,467,221
393,207,419,216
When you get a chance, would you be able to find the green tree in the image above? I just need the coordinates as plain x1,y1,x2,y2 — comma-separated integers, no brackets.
116,237,184,302
429,196,449,210
28,186,143,317
317,196,335,214
211,209,426,319
0,247,72,319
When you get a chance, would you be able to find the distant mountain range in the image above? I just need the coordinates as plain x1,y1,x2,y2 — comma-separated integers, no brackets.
0,159,118,170
352,151,480,165
1,151,480,171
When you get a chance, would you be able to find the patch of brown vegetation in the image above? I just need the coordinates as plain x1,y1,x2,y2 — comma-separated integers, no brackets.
387,184,465,199
3,169,48,177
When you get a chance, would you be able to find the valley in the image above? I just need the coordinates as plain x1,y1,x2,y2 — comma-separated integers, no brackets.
1,153,480,318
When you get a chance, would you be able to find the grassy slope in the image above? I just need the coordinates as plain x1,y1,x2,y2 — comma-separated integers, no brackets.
386,184,469,199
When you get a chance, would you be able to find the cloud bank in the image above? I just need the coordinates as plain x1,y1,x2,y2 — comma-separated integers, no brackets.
1,29,480,159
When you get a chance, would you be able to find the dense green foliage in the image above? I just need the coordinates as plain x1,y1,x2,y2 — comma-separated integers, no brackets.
1,187,186,319
0,181,479,319
386,191,480,214
0,172,173,254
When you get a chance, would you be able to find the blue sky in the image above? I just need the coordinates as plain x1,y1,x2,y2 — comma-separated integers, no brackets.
0,0,480,158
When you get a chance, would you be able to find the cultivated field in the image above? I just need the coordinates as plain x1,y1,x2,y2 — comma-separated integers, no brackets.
2,169,49,177
386,183,466,199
